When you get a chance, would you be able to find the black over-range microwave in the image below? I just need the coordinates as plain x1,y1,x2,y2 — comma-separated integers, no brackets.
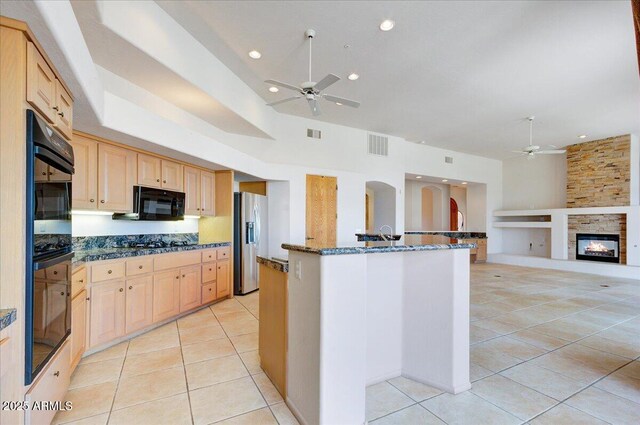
113,186,185,221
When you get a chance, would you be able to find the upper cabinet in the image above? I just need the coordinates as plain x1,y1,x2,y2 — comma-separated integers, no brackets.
71,135,98,209
137,154,183,191
26,42,73,140
161,160,183,191
98,144,136,212
201,171,215,216
184,166,201,215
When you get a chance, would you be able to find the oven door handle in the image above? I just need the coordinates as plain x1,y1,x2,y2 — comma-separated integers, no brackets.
34,146,74,175
34,252,74,271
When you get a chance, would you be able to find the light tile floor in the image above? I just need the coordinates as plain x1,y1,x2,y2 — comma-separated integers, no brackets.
55,264,640,424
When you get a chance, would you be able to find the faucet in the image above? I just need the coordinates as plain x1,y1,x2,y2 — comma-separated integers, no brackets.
379,225,393,241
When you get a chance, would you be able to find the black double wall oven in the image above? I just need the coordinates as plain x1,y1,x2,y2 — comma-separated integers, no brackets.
25,109,75,384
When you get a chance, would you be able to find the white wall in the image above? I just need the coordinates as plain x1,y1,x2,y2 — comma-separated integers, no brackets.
72,214,199,237
501,228,551,257
366,182,397,233
266,181,290,258
404,181,450,231
502,154,567,210
466,184,487,232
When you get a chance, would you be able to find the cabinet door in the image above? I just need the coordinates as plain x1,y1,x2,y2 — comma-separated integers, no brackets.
153,270,181,322
179,266,201,312
125,275,153,334
98,144,136,212
48,166,71,182
70,290,87,370
26,42,56,123
161,160,183,191
53,80,73,140
216,261,230,299
137,154,162,188
44,282,68,343
71,136,98,209
33,280,47,339
200,171,215,216
184,166,201,215
89,280,125,348
34,160,49,182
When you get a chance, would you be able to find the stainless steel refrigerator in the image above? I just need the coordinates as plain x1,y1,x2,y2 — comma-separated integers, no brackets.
233,192,268,295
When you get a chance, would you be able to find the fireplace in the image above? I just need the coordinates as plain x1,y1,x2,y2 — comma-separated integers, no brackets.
576,233,620,263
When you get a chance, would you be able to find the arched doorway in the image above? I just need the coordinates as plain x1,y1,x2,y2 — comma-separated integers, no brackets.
450,198,459,231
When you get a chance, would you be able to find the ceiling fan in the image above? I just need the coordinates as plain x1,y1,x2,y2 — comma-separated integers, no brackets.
513,116,566,158
264,29,361,116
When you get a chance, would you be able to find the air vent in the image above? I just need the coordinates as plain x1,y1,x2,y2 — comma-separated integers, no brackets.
307,129,321,139
367,133,389,156
445,156,454,164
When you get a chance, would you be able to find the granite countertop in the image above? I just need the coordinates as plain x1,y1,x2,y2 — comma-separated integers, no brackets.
283,234,476,256
257,256,289,273
405,231,488,239
73,241,231,265
0,308,17,331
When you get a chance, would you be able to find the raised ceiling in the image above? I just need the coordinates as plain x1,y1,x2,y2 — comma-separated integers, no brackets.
157,0,640,157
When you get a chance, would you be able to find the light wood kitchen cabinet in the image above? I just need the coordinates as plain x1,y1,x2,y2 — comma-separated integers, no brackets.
137,153,162,188
89,280,125,348
202,282,216,304
98,143,136,212
179,266,202,312
153,270,181,322
125,275,154,334
216,260,230,298
26,41,56,123
201,171,215,216
70,290,87,371
35,161,70,183
161,160,183,191
184,166,201,215
53,79,73,139
71,136,98,209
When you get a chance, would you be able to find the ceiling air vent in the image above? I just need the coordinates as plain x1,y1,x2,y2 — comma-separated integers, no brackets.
445,156,454,164
307,128,321,139
368,133,389,156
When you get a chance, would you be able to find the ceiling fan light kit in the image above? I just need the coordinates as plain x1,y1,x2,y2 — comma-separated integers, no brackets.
512,116,566,158
264,29,361,116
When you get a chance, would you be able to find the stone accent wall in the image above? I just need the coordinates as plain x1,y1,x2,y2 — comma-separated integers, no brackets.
566,135,631,208
568,214,626,264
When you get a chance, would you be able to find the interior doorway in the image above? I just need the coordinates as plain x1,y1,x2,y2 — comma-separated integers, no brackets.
450,198,459,231
306,174,337,247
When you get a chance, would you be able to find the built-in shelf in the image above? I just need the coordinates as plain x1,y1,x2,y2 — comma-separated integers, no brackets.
493,222,552,229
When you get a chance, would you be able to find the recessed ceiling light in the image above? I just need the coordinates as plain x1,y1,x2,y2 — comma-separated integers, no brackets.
420,140,427,144
578,134,587,139
348,73,359,81
248,50,261,59
379,19,395,31
416,176,422,179
268,86,279,93
462,182,468,185
336,102,343,106
442,179,448,182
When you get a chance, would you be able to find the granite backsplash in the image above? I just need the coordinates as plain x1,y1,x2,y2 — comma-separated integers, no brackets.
73,233,199,250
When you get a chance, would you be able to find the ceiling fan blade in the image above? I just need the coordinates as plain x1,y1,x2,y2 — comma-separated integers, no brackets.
308,98,321,116
511,150,527,154
323,94,361,108
536,150,566,154
264,79,301,92
313,73,340,91
266,96,301,106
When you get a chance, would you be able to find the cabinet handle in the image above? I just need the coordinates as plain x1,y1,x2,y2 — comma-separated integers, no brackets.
119,288,124,292
60,291,65,296
209,268,212,271
78,279,84,283
107,270,112,274
218,267,221,270
208,288,212,292
156,179,160,182
90,199,95,203
41,172,47,176
100,200,105,204
58,111,64,118
53,106,59,111
53,371,60,377
175,276,179,280
53,271,58,275
138,265,143,269
129,286,133,290
48,171,53,175
86,297,90,301
163,180,167,184
182,274,185,278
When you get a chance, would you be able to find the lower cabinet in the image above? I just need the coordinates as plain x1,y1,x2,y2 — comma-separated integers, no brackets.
179,266,202,312
70,290,87,371
89,280,125,347
125,275,154,334
153,270,181,322
216,261,230,298
202,282,216,304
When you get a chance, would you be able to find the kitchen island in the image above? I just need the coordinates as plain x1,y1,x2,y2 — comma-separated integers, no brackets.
282,235,474,425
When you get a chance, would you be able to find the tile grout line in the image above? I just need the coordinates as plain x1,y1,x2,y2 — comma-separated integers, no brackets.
106,340,130,424
177,319,197,425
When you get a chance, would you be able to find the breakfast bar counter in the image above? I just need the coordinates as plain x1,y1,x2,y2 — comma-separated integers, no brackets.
282,236,472,425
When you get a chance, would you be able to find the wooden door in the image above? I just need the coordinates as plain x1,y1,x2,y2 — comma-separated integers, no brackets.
26,42,56,123
89,280,125,347
183,166,201,215
44,282,67,343
450,198,458,231
125,275,153,334
305,175,337,246
216,261,230,299
152,270,181,322
179,266,201,312
98,144,135,212
70,290,86,370
71,136,98,209
161,160,183,191
53,80,73,140
34,160,49,182
200,171,215,216
137,154,162,188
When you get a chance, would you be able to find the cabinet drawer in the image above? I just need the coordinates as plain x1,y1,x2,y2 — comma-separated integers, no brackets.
202,263,217,283
71,266,87,298
91,261,125,282
126,256,154,276
25,341,71,425
154,251,201,271
217,247,231,261
47,263,68,280
477,239,487,246
201,249,216,263
202,282,216,304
